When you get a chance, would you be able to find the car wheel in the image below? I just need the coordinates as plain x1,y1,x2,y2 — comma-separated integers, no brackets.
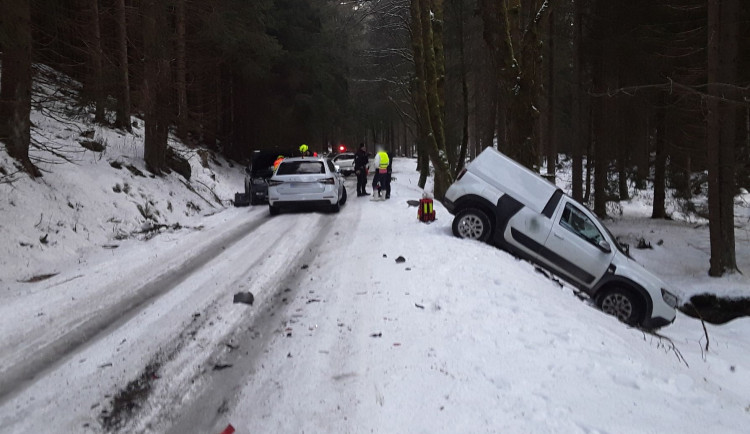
452,208,492,242
269,204,280,216
597,287,644,326
340,187,347,205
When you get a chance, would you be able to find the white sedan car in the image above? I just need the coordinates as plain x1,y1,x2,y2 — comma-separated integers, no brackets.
267,156,347,215
331,152,356,176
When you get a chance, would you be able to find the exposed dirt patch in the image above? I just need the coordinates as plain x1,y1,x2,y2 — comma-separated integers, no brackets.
99,360,162,431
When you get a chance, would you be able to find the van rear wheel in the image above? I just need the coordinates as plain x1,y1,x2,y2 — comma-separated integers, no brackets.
452,208,492,243
598,287,644,326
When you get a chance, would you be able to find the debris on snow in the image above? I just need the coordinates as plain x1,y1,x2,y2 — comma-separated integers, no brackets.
213,363,233,371
395,256,406,263
233,292,254,305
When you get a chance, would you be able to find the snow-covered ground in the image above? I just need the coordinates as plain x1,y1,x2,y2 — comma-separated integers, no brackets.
1,66,749,433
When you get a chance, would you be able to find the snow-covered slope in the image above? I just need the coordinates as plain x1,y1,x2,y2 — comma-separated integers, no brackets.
0,65,243,284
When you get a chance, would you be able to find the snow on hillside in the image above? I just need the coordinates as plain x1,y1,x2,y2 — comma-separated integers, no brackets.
0,64,243,284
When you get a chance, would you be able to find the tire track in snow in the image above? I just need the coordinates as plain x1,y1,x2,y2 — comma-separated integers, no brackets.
159,207,344,434
0,211,273,404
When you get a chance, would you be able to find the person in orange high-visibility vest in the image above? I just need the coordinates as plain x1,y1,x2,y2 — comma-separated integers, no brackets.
273,155,284,170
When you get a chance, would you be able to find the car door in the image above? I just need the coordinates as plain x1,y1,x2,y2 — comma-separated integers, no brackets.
542,199,615,287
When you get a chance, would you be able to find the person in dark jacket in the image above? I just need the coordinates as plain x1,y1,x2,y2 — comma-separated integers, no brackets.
354,143,369,196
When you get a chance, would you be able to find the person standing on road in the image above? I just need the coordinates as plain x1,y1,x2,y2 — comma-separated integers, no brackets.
354,143,369,197
371,146,390,199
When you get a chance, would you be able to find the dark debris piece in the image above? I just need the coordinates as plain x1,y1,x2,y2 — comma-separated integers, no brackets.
213,363,233,371
233,292,254,305
370,332,382,338
395,256,406,263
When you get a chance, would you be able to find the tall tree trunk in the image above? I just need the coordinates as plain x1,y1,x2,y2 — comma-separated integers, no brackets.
142,0,171,174
113,0,131,131
593,97,607,218
584,106,593,204
571,0,584,201
410,0,453,199
0,0,39,177
545,6,556,179
451,0,469,177
706,0,738,276
175,0,189,142
652,96,667,219
480,0,545,169
86,0,106,124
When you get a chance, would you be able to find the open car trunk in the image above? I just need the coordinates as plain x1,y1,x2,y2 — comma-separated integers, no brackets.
250,151,280,179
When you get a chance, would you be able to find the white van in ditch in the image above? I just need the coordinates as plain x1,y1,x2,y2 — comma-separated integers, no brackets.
443,147,678,329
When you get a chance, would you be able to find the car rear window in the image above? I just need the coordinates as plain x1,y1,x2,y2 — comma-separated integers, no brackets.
336,154,355,160
277,161,325,175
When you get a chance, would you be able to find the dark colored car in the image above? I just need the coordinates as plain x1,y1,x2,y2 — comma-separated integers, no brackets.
244,150,280,205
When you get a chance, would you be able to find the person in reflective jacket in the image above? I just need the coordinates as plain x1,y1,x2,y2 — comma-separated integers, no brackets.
371,147,390,199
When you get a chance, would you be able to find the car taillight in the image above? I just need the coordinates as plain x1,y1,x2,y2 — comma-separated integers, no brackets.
456,168,467,180
268,180,284,186
318,178,335,185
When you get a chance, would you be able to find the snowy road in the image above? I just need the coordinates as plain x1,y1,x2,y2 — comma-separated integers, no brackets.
0,185,357,432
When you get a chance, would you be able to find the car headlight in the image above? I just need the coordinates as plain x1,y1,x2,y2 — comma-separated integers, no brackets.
661,288,679,308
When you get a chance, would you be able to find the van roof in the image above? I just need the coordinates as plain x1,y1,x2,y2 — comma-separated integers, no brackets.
468,148,558,213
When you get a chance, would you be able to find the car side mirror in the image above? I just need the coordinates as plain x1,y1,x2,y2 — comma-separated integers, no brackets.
598,240,612,253
334,164,341,173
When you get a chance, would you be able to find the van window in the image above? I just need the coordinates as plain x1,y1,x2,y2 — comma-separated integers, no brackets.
560,203,604,246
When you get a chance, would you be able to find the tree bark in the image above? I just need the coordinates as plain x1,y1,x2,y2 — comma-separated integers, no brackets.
571,0,584,201
175,0,189,142
113,0,131,131
449,0,470,177
706,0,738,276
410,0,453,199
142,0,171,174
545,6,556,179
86,0,106,124
652,96,667,219
0,0,39,177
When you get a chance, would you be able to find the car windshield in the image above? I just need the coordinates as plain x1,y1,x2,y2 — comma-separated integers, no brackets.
276,161,325,175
